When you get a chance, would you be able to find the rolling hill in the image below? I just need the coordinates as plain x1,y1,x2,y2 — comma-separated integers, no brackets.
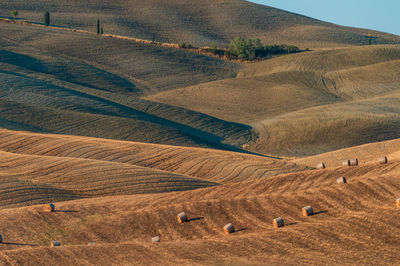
0,134,399,264
0,1,400,264
2,2,400,158
149,45,400,157
2,0,400,47
0,21,252,151
0,129,304,190
293,137,400,168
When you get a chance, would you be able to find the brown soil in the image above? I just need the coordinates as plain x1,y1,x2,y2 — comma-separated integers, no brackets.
0,130,399,265
0,2,400,264
2,0,400,47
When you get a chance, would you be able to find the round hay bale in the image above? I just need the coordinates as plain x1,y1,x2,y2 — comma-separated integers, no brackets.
337,176,347,184
223,223,235,234
43,203,55,213
0,234,2,243
51,241,61,247
273,217,284,228
177,212,188,223
151,236,160,243
342,160,350,167
349,159,358,166
396,198,400,208
302,206,314,216
316,163,326,169
379,156,388,164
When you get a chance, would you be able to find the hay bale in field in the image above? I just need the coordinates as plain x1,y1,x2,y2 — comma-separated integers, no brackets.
273,217,284,228
379,156,388,164
43,203,55,213
177,212,188,223
152,236,160,243
223,223,235,234
349,159,358,166
0,234,2,243
51,241,61,247
396,198,400,208
342,160,350,166
316,162,326,169
302,206,314,216
337,177,347,184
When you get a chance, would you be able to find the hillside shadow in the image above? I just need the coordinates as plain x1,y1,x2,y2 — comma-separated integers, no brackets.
187,217,204,222
0,50,48,73
0,49,138,94
234,228,248,233
286,222,298,226
312,210,328,216
1,242,38,247
0,69,29,78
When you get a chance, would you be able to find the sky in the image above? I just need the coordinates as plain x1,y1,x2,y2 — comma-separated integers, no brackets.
250,0,400,36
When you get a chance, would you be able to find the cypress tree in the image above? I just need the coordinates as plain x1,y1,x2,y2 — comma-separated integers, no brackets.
44,11,50,26
97,18,100,35
100,26,103,35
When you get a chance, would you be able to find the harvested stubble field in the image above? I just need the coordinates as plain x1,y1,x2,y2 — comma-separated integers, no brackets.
0,21,252,151
1,0,400,47
1,0,400,264
0,130,304,188
149,45,400,156
294,138,400,168
0,130,399,264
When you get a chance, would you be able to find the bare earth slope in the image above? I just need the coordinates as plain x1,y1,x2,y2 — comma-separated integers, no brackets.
0,145,399,264
294,138,400,168
0,22,252,151
2,0,400,47
0,2,399,264
0,129,304,191
2,14,400,157
149,45,400,157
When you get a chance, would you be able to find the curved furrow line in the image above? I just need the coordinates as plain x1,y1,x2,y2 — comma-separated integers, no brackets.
171,156,214,178
197,160,235,183
20,139,75,156
117,148,180,167
146,154,208,174
61,144,105,159
207,158,246,182
221,164,268,183
47,176,215,191
198,159,232,183
0,130,302,184
68,184,215,196
135,150,192,169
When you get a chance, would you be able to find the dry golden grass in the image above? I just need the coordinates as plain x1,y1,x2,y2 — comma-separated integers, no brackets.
0,129,304,187
250,91,400,156
0,21,239,94
294,138,400,168
149,45,400,156
151,45,400,122
1,0,400,47
0,21,252,152
0,145,399,264
0,2,399,264
2,15,400,158
148,71,341,123
0,149,218,209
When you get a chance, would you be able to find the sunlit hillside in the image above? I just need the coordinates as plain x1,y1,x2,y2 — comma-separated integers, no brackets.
2,0,400,47
149,45,400,156
0,0,399,264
